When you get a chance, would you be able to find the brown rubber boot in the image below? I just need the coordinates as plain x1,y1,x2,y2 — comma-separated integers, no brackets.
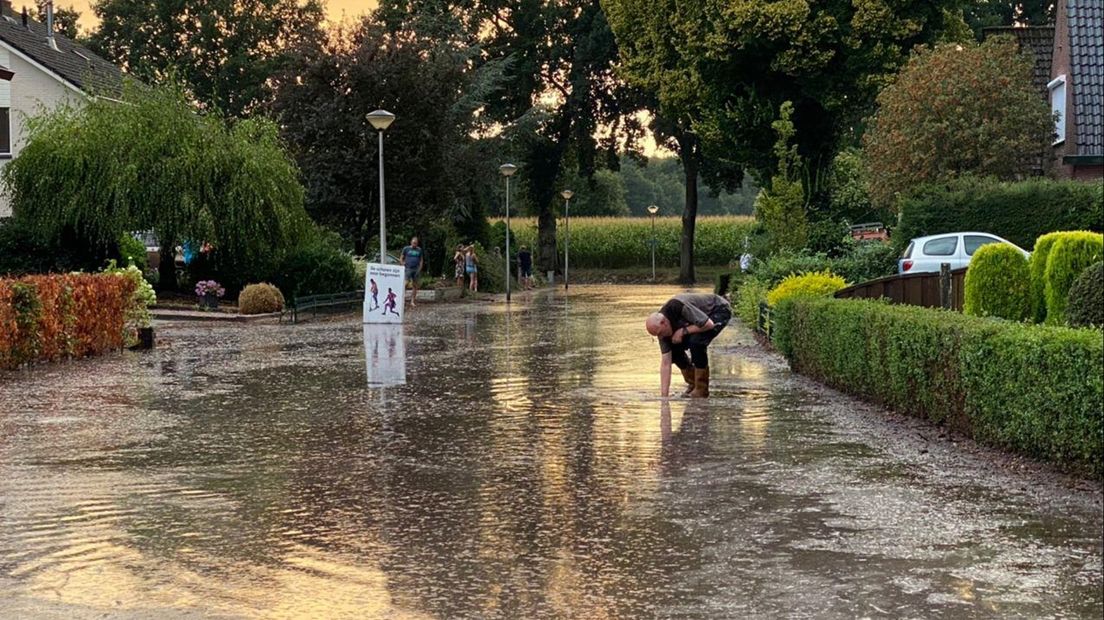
680,366,696,396
689,367,710,398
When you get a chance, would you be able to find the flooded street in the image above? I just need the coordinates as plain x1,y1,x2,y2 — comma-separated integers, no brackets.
0,285,1100,619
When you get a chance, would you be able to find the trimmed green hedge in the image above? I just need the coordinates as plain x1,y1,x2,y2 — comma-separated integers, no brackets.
775,297,1103,475
1044,232,1104,324
895,177,1103,251
963,243,1030,320
1067,262,1103,328
1029,232,1067,323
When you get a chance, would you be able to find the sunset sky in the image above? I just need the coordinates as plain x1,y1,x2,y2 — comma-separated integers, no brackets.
42,0,380,31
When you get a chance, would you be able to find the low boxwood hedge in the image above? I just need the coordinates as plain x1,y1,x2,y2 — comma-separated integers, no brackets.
774,297,1103,475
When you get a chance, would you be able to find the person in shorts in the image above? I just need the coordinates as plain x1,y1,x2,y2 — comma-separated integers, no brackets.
644,293,732,398
518,246,533,290
453,244,467,289
465,245,479,293
400,236,425,306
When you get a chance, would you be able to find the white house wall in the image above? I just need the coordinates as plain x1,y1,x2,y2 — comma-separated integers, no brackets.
0,48,84,217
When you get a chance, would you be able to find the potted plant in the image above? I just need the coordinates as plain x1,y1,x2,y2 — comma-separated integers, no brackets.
195,280,225,310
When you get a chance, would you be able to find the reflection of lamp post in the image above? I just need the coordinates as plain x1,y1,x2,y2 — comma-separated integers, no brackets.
561,189,573,291
366,109,396,263
647,205,659,281
499,163,518,303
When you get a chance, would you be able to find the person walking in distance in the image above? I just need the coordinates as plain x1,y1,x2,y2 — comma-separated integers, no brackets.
465,245,479,293
644,293,731,398
453,244,467,290
401,236,425,307
518,246,533,290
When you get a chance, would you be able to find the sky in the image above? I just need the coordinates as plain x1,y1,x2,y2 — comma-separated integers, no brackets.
47,0,380,31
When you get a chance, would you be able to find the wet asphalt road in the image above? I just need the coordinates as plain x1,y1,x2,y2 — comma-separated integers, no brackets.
0,286,1100,619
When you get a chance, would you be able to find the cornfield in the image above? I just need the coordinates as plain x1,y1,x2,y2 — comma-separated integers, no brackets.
495,216,756,269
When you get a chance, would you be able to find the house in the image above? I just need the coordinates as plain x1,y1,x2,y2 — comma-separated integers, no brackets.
0,0,122,217
1049,0,1103,180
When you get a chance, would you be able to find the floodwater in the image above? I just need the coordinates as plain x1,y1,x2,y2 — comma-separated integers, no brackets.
0,286,1100,619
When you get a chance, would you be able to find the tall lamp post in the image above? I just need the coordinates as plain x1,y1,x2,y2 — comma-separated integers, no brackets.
499,163,518,303
560,189,573,291
366,109,396,263
647,205,659,281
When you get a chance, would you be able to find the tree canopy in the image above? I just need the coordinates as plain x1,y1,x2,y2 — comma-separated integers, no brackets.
3,83,310,287
89,0,326,117
862,37,1054,209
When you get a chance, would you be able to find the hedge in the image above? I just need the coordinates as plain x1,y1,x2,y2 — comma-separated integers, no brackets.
1029,232,1068,323
895,177,1103,251
963,243,1030,321
501,216,756,268
775,297,1103,475
1067,262,1103,328
0,273,137,370
1044,232,1104,324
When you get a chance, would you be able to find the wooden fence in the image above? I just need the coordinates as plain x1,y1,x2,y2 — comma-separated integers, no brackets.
834,265,967,311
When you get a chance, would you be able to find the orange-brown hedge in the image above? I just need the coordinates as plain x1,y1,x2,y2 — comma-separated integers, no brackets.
0,273,136,370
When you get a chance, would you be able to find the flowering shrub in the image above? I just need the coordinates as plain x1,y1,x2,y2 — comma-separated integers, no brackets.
103,261,157,332
195,280,225,298
0,273,136,370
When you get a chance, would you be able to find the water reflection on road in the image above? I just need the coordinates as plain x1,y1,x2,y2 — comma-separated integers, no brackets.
0,286,1100,619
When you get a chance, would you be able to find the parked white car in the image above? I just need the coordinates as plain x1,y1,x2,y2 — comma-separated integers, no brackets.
898,232,1030,274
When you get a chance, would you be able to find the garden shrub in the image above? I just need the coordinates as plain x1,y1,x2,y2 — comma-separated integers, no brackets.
734,277,770,327
117,233,148,271
776,297,1103,475
238,283,286,315
1067,262,1103,328
750,250,833,286
963,243,1030,321
0,273,136,369
895,177,1103,252
103,261,156,337
272,237,358,299
1044,232,1104,324
831,241,899,284
765,270,846,307
1029,231,1068,323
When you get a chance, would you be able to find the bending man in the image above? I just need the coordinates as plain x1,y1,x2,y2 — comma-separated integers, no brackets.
645,293,731,398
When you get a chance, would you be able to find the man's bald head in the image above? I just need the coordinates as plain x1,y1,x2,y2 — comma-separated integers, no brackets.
646,312,670,337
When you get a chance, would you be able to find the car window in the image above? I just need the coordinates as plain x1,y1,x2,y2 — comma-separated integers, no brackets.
900,242,914,259
965,235,999,256
922,236,958,256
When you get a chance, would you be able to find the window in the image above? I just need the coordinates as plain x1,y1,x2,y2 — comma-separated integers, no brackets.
0,107,9,156
965,235,1000,256
1048,75,1066,145
923,237,958,256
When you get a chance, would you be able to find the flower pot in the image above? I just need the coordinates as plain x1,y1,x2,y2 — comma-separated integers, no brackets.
136,327,155,350
202,293,220,310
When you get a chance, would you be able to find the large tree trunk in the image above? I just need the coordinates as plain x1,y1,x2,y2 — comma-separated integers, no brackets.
678,133,700,285
158,243,177,292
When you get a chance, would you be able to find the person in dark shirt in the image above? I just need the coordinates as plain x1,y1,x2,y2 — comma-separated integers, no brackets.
644,293,732,398
518,246,533,290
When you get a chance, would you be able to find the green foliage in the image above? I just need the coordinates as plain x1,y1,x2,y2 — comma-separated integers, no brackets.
750,250,833,286
963,243,1030,321
896,177,1103,253
1044,232,1104,325
766,270,846,307
102,261,156,331
466,242,513,294
4,84,310,292
505,216,756,269
90,0,325,117
826,148,884,224
617,156,758,217
755,102,808,252
272,234,358,300
776,297,1104,475
734,277,771,328
117,233,148,271
1067,262,1104,329
831,241,900,284
863,38,1055,209
0,217,109,275
238,283,286,315
1030,232,1069,323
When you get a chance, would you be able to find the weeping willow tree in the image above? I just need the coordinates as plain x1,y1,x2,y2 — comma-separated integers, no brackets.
3,83,310,289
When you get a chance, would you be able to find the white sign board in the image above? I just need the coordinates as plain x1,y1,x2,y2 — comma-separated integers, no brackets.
363,324,406,386
363,262,405,324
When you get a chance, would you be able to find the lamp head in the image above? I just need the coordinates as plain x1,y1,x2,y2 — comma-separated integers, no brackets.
499,163,518,177
647,205,659,215
366,109,396,131
560,189,574,201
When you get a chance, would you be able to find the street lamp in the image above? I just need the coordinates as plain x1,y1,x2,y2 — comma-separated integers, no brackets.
366,109,396,264
499,163,518,303
561,189,574,291
647,205,659,281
